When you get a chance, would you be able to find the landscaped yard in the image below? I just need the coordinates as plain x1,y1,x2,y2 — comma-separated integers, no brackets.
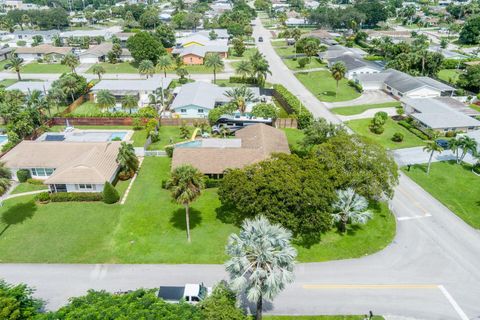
331,102,401,116
274,45,296,57
148,125,194,150
10,183,48,195
282,128,305,148
20,63,70,74
0,157,395,263
296,71,361,102
0,79,18,87
87,62,215,74
282,57,326,71
402,161,480,229
347,118,425,149
438,69,462,84
71,101,102,116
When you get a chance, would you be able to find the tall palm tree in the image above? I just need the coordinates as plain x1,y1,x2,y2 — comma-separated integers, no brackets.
138,59,155,78
423,141,443,174
9,57,23,81
166,165,205,243
91,64,106,80
235,60,252,80
61,53,80,74
157,55,173,77
225,216,297,320
0,162,11,196
95,89,116,111
249,50,271,86
116,142,139,176
176,67,189,81
204,53,224,84
448,138,461,164
224,86,257,115
121,95,139,114
47,87,66,114
330,61,346,97
332,188,372,233
61,75,80,103
457,136,477,163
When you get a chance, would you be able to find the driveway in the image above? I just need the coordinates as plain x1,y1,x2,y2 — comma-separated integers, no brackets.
392,147,476,167
337,107,398,121
326,90,396,108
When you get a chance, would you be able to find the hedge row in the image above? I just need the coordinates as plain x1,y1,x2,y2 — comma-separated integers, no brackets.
272,84,313,129
398,120,430,140
228,76,258,85
50,192,103,202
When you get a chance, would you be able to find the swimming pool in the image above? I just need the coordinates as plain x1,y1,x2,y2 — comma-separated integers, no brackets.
0,135,7,145
109,132,127,141
39,131,129,142
175,141,202,148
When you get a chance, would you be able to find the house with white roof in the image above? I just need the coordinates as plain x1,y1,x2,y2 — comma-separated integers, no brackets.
13,30,60,44
79,43,133,63
15,44,73,62
172,33,228,65
6,81,52,94
327,54,382,79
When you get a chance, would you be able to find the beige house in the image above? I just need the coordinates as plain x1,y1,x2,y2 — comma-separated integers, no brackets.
15,44,73,62
172,124,290,177
2,141,121,192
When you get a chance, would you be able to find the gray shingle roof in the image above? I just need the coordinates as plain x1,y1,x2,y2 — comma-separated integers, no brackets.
328,54,381,72
6,81,52,93
92,77,172,92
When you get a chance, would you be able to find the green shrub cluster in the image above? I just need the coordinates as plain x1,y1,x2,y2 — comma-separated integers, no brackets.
392,132,404,142
273,84,313,129
26,178,44,185
50,192,103,202
398,120,430,140
228,76,258,84
165,145,174,157
103,181,120,204
369,111,388,134
347,80,363,93
35,192,50,202
205,177,222,188
16,169,31,183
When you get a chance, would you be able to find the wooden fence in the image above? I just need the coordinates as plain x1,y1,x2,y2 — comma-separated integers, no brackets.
159,118,209,126
275,118,297,128
61,95,85,116
49,117,152,126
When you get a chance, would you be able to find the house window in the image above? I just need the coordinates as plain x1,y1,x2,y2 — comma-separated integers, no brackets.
78,184,94,191
198,109,204,113
180,108,187,113
386,85,391,90
398,92,403,97
31,168,54,177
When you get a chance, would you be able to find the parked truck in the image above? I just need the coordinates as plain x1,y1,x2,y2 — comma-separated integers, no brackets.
157,283,212,304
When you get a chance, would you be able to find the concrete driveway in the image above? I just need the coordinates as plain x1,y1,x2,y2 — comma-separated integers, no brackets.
392,147,476,167
338,107,398,121
326,90,396,108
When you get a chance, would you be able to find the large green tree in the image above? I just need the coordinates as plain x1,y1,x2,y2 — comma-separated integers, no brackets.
0,279,43,319
116,142,139,176
154,24,176,48
126,32,165,64
459,15,480,44
332,188,372,233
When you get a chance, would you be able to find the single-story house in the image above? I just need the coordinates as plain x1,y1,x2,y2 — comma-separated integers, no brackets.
355,69,455,98
170,82,260,118
79,43,133,63
91,77,173,107
0,47,13,61
6,81,52,94
15,44,73,62
197,29,229,40
401,97,480,132
59,29,114,43
327,54,382,79
13,30,60,43
319,45,368,60
172,124,290,177
115,32,135,48
172,34,228,65
2,140,121,192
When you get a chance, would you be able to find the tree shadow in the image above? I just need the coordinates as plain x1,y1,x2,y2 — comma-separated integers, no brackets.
215,204,244,227
0,201,37,237
411,163,427,173
320,91,336,97
238,292,274,316
292,232,322,249
169,207,202,231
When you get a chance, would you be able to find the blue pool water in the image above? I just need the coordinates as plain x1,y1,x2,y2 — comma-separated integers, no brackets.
175,141,202,148
0,135,8,144
109,132,127,141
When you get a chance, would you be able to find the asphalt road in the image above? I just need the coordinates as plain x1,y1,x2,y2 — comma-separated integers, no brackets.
1,19,480,319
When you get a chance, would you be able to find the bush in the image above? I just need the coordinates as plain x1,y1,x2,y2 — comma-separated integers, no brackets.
137,106,157,118
398,121,430,140
118,170,132,180
473,162,480,174
178,77,188,84
132,118,143,130
165,145,174,157
273,84,313,129
374,111,388,122
251,103,278,119
392,132,404,142
103,181,120,204
441,59,466,69
27,178,44,185
35,192,50,203
445,130,457,137
370,124,384,134
50,192,103,202
298,57,309,68
16,40,26,46
347,80,363,93
16,169,31,183
205,177,222,188
228,76,257,85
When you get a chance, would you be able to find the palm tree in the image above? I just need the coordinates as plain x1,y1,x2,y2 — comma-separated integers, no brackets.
9,57,23,81
235,60,252,80
61,53,80,73
138,59,155,78
457,136,477,163
61,74,80,103
448,138,461,163
176,67,189,81
166,165,205,242
0,162,11,196
91,64,106,80
121,95,139,114
116,142,139,176
224,86,257,115
330,62,346,97
225,216,297,320
423,141,443,174
204,53,224,84
219,124,230,138
332,188,372,233
249,50,271,86
95,89,116,111
157,55,173,77
47,87,66,114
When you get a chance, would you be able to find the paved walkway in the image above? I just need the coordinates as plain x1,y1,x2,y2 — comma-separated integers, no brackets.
337,107,398,121
120,157,144,205
292,67,326,73
2,189,46,201
326,90,396,108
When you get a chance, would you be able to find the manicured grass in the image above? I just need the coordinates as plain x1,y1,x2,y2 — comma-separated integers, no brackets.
282,128,305,148
10,183,48,195
0,79,18,87
148,126,194,150
282,57,326,71
347,118,425,149
437,69,462,84
296,71,361,102
402,161,480,229
331,102,401,116
0,59,10,70
274,45,296,57
469,104,480,113
132,129,148,147
228,47,256,60
265,316,384,319
71,101,102,116
87,62,139,74
0,157,395,263
20,63,70,74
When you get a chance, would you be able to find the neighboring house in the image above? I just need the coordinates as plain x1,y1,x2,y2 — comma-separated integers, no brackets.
6,81,52,94
319,45,368,60
0,47,13,61
197,29,229,40
115,32,135,48
285,18,308,26
79,43,133,63
2,140,121,192
172,124,290,177
91,77,173,107
14,44,73,62
172,34,228,65
170,82,260,118
355,69,455,98
60,29,114,43
13,30,60,43
327,54,382,79
401,97,480,132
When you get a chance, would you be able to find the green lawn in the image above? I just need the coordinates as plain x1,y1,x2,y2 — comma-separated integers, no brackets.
347,118,425,149
282,128,305,148
402,161,480,229
274,45,296,57
296,71,361,102
10,183,48,195
20,63,70,74
71,101,102,116
0,59,10,70
228,47,257,60
148,126,196,150
132,129,148,147
0,157,395,263
0,79,18,87
282,57,326,71
87,62,215,74
332,102,401,116
437,69,462,84
265,316,384,320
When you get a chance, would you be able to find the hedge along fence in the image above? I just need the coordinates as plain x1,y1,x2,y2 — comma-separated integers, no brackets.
272,84,313,129
160,118,209,126
61,95,86,116
49,117,153,126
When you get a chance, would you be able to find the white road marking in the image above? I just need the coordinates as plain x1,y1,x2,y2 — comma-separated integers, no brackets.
397,214,432,221
438,285,469,320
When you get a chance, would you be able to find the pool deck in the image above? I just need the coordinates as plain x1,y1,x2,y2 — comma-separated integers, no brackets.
36,129,135,143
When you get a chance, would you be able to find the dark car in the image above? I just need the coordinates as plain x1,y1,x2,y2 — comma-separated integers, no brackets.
436,139,450,149
258,36,263,42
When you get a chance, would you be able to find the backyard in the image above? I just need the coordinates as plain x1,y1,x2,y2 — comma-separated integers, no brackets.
20,63,70,74
296,70,361,102
331,102,401,116
347,118,425,149
282,57,326,71
402,161,480,229
0,157,395,263
87,62,215,74
437,69,462,85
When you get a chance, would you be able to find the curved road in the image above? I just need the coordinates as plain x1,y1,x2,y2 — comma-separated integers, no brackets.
1,19,480,319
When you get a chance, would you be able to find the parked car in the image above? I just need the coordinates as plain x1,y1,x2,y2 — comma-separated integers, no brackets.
436,139,450,149
212,115,273,135
258,36,263,42
157,283,211,304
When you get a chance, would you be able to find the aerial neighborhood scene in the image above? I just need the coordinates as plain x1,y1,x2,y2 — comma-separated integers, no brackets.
0,0,480,318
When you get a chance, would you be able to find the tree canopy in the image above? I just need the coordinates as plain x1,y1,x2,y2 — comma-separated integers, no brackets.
126,32,165,64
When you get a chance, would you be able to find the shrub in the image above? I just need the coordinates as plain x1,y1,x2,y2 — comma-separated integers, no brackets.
398,121,430,140
118,170,132,180
103,181,120,204
370,123,384,134
132,118,143,130
205,177,222,188
16,40,26,46
298,57,309,68
374,111,389,123
35,192,50,203
445,130,457,137
273,84,313,129
27,178,44,185
165,145,174,157
137,106,157,118
251,103,278,119
347,80,363,93
50,192,103,202
228,76,257,85
149,131,160,143
16,169,31,183
441,59,466,69
473,162,480,174
178,77,188,84
392,132,404,142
